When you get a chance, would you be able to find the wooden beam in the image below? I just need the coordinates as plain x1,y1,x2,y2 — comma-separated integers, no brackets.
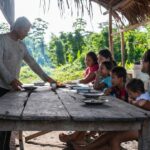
25,131,51,142
103,0,131,15
120,30,125,67
112,19,150,36
109,8,114,58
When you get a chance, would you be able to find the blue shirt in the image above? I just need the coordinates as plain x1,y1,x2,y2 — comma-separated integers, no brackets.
101,76,112,88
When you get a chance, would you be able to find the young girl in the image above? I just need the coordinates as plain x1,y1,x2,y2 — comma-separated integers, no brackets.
93,61,113,91
79,52,99,84
94,49,116,90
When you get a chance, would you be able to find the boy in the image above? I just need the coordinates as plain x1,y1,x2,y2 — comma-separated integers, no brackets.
127,78,150,110
105,66,128,101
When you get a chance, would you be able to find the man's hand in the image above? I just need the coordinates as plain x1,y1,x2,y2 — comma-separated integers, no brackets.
10,79,23,90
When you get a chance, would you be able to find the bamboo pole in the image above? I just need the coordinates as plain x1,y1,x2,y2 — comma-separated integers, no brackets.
112,19,150,36
120,31,125,67
109,8,114,58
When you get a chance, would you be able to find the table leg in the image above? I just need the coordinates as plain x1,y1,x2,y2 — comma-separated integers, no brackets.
19,131,24,150
139,120,150,150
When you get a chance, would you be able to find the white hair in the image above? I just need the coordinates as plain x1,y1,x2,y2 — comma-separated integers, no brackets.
11,17,31,31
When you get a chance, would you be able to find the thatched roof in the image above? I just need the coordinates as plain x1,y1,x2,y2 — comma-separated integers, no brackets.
42,0,150,26
94,0,150,25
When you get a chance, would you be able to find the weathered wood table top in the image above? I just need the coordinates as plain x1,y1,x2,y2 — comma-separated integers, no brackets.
0,86,149,131
1,86,150,149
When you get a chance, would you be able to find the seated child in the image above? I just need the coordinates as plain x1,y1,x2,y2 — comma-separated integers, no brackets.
93,61,113,90
74,78,150,150
79,52,99,84
127,78,150,110
105,66,128,101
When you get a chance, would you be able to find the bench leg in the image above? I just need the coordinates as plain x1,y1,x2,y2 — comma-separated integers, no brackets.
139,120,150,150
25,131,51,142
19,131,24,150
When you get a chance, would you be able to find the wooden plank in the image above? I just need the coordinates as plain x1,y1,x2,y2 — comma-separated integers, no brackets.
25,131,51,142
112,19,150,36
0,92,28,120
57,90,147,122
139,120,150,150
0,119,142,131
19,131,24,150
22,90,70,121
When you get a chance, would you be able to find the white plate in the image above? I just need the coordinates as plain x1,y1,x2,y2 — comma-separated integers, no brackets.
80,92,104,98
84,99,108,105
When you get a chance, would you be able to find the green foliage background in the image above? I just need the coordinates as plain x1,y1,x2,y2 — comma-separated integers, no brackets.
0,19,149,83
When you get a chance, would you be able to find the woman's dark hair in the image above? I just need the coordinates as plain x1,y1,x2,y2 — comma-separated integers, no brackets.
86,51,98,65
126,78,145,93
101,61,113,71
99,49,117,66
99,49,113,61
143,50,150,63
111,66,127,83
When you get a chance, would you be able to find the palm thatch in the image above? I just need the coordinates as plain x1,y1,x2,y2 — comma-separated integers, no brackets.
41,0,150,26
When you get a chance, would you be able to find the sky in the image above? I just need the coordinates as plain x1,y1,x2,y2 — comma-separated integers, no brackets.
0,0,108,35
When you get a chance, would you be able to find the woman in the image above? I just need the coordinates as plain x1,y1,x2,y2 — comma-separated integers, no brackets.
98,49,116,66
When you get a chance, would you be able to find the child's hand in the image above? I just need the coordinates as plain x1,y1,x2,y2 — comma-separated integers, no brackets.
104,88,112,95
128,97,135,104
95,70,101,77
131,100,147,108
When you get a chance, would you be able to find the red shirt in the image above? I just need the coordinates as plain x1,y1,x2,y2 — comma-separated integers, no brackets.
111,86,128,102
84,64,99,82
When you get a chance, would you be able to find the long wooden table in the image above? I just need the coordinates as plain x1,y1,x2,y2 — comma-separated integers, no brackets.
0,86,150,150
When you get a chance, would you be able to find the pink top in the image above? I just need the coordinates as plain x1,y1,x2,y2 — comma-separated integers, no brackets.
84,64,99,82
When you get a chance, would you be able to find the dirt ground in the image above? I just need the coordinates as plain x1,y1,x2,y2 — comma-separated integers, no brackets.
10,131,138,150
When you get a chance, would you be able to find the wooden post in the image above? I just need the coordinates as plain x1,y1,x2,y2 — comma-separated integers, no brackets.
109,8,114,58
139,120,150,150
120,31,125,67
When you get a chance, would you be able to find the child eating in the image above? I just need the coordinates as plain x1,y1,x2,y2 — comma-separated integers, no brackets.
93,61,113,91
127,78,150,110
105,66,128,101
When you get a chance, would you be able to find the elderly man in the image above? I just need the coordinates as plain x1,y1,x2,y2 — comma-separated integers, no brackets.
0,17,56,150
